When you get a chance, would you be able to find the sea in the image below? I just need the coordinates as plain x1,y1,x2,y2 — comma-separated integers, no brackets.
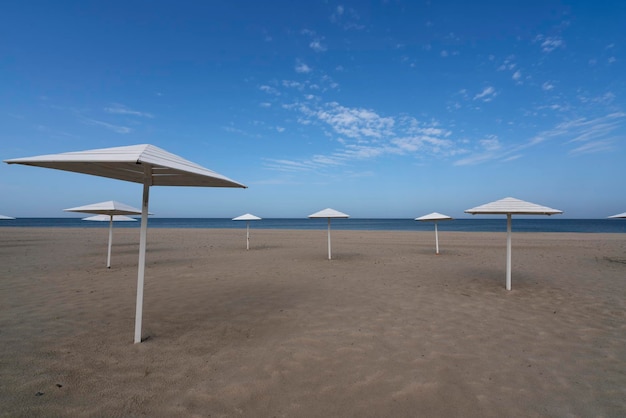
1,218,625,233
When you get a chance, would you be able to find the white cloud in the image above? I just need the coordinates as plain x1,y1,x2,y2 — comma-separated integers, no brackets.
473,86,497,102
295,61,312,74
570,140,613,155
497,55,516,71
512,70,522,81
282,80,304,89
542,82,554,91
259,85,280,95
454,113,626,166
310,40,327,52
480,136,500,151
536,35,564,53
529,112,626,151
314,102,395,139
104,104,153,118
83,118,132,134
263,158,320,172
265,100,458,172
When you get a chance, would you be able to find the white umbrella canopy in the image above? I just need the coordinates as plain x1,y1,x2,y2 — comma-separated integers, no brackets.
83,214,137,221
415,212,453,255
308,208,349,260
232,213,262,250
609,212,626,218
5,144,246,343
0,214,16,220
65,200,145,216
66,201,145,269
465,197,562,290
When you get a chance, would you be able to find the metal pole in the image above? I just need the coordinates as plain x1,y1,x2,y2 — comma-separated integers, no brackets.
246,221,250,250
107,215,113,268
506,213,512,291
134,165,151,343
434,221,440,255
327,218,332,260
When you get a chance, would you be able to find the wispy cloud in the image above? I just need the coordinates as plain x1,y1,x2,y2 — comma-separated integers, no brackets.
310,40,327,52
83,118,132,134
535,35,564,53
259,85,280,95
314,102,395,139
454,112,625,165
570,140,613,155
453,135,501,166
473,86,497,102
265,100,456,172
295,61,312,74
301,28,327,52
104,104,153,118
497,55,516,71
329,5,365,30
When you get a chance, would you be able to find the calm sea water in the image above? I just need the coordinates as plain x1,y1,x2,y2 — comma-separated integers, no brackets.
1,218,625,233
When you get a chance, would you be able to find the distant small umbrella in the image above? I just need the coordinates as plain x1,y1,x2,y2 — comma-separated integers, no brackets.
232,213,262,250
608,212,626,219
415,212,453,255
465,197,562,291
65,201,144,269
308,208,349,260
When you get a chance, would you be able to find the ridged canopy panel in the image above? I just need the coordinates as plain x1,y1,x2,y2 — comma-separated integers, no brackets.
5,144,247,188
465,197,562,215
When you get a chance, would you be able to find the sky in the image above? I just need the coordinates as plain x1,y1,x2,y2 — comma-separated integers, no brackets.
1,0,625,218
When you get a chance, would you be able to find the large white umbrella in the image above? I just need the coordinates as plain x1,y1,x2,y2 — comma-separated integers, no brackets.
465,197,562,290
415,212,453,255
0,214,16,220
609,212,626,218
232,213,262,250
65,200,143,268
5,144,246,343
308,208,349,260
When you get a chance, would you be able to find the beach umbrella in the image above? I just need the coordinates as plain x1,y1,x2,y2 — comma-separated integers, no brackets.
65,200,143,269
5,144,246,343
609,212,626,218
232,213,262,250
0,214,16,220
83,215,137,221
308,208,349,260
415,212,453,255
465,197,562,291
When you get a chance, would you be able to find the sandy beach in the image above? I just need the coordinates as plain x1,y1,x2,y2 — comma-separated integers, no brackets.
1,227,625,417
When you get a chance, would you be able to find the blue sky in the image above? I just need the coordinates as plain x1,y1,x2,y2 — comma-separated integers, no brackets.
1,0,625,218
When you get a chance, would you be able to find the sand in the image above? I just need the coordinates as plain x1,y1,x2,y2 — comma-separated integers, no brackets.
1,227,625,417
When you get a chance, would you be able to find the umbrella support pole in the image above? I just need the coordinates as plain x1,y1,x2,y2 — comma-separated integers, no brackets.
506,214,512,291
434,222,440,255
134,165,152,343
327,218,332,260
246,221,250,250
107,216,113,268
